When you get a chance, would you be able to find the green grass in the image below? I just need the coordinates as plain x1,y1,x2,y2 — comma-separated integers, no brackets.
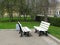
0,22,16,29
48,26,60,39
0,21,40,29
0,21,60,39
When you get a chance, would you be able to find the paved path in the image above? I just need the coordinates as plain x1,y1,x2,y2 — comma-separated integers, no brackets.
0,30,59,45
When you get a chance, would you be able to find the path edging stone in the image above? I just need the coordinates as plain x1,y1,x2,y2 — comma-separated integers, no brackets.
48,34,60,44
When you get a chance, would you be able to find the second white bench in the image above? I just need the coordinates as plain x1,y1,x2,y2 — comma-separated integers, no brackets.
34,21,50,36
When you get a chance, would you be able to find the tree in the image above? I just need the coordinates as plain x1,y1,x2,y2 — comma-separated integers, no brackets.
38,0,49,22
3,0,17,21
30,0,37,20
0,0,50,22
49,0,57,17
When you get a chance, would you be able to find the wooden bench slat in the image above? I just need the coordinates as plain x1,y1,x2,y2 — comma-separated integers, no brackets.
34,21,50,31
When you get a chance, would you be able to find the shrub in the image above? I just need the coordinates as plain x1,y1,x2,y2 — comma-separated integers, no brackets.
48,17,60,27
35,16,44,22
35,16,60,27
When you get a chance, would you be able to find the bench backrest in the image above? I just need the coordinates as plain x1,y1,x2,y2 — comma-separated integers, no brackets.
17,23,23,32
40,21,50,31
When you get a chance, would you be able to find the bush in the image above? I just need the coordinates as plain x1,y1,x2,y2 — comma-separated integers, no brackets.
35,16,44,22
0,17,34,22
48,17,60,27
35,16,60,27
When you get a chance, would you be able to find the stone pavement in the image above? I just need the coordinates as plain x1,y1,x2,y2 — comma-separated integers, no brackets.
0,30,59,45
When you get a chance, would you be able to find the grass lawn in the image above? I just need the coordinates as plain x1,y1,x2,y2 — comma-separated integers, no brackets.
48,26,60,39
0,21,60,39
0,21,40,29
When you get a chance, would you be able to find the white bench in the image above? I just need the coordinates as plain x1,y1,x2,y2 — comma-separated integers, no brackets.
34,21,50,36
16,23,31,37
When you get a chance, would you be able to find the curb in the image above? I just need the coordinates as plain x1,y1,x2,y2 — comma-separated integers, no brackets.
48,34,60,44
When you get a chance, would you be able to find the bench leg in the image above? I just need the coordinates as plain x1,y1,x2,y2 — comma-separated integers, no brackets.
39,31,44,36
42,31,44,35
26,32,29,36
20,32,23,37
39,31,41,36
45,31,48,36
35,29,37,33
24,32,30,37
24,32,26,35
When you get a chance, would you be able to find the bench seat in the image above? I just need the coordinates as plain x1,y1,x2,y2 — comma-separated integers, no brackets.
22,27,31,32
21,27,31,37
34,26,48,31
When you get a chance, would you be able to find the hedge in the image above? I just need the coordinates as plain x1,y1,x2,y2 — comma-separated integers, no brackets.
35,16,60,27
48,17,60,27
35,16,44,21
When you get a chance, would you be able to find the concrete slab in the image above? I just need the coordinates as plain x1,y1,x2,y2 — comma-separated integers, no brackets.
0,30,59,45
